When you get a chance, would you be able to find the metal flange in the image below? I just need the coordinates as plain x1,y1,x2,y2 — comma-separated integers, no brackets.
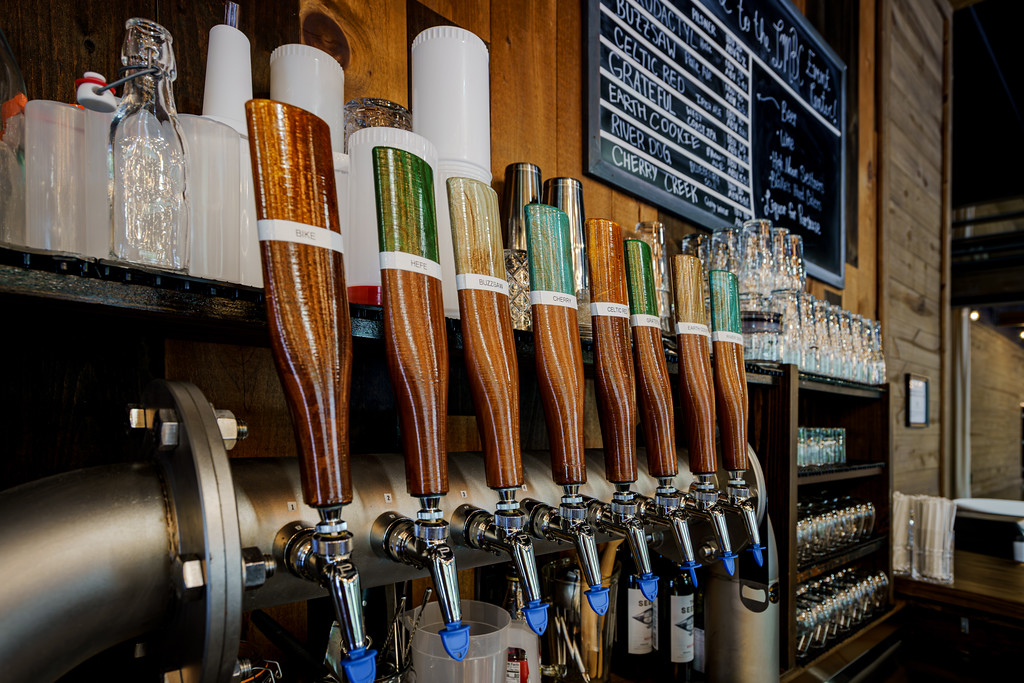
140,380,244,683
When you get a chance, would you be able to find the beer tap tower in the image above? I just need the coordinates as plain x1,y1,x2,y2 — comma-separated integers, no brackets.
707,270,765,565
519,204,608,616
621,240,701,585
368,146,469,661
245,101,375,683
445,177,548,636
580,220,658,601
672,256,737,575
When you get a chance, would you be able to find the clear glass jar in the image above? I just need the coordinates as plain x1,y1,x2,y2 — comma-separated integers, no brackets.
110,18,189,271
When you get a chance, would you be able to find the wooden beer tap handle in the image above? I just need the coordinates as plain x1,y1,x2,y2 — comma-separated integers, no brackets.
446,177,522,490
373,146,449,497
671,255,718,476
623,239,676,480
525,204,587,486
708,270,749,472
245,100,353,507
586,219,637,484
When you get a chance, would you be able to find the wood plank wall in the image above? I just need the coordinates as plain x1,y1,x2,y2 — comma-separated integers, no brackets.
969,322,1024,497
877,0,952,495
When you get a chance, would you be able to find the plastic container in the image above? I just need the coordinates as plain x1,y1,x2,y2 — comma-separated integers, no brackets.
24,100,84,255
179,114,240,282
270,44,345,154
346,127,437,306
403,600,510,683
411,26,490,172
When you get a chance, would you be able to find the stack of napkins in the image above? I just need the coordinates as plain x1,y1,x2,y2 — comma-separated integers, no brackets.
892,492,956,583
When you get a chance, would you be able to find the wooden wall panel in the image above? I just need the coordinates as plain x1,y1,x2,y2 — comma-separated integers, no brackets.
969,322,1024,497
879,0,951,496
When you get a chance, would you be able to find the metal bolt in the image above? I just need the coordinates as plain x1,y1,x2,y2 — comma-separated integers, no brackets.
214,409,249,450
127,406,155,429
158,421,179,450
241,546,277,590
174,555,205,601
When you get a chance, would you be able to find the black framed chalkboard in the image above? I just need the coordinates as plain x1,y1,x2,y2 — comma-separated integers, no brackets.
586,0,847,288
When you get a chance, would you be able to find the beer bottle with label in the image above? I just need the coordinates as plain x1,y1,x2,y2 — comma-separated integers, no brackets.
612,542,659,676
657,554,695,680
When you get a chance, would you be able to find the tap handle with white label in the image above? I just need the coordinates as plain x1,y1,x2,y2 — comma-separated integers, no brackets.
373,146,450,497
624,239,676,480
245,99,353,507
586,219,637,484
447,177,523,490
526,204,587,486
672,255,718,476
708,270,748,472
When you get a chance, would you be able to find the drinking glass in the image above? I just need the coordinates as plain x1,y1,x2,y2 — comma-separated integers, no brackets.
769,226,790,291
709,225,740,274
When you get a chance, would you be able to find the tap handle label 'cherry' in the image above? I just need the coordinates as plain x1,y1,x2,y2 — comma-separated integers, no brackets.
526,204,586,486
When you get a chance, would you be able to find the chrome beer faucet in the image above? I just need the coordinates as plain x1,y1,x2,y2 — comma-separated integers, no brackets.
452,489,548,635
522,486,609,615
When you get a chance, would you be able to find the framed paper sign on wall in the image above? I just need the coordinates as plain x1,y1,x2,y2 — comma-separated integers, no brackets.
585,0,847,288
906,374,929,428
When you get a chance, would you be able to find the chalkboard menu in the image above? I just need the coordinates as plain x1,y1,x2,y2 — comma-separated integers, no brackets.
586,0,847,288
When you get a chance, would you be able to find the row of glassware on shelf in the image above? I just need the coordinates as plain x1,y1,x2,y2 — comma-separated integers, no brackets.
795,568,890,658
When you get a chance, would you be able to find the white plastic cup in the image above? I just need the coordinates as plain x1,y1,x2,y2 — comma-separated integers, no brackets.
411,26,490,171
82,109,113,259
346,127,437,306
179,114,240,282
202,24,252,136
334,151,350,257
270,44,345,155
24,100,85,255
402,600,510,683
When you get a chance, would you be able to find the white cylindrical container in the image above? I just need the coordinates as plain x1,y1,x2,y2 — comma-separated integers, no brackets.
270,44,345,155
411,26,490,172
24,100,85,255
334,151,350,257
179,114,240,283
202,23,252,136
238,144,261,288
82,109,113,259
346,127,437,306
435,160,491,318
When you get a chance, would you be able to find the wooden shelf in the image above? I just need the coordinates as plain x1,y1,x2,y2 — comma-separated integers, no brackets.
782,605,903,683
797,462,886,485
798,372,886,398
796,536,887,583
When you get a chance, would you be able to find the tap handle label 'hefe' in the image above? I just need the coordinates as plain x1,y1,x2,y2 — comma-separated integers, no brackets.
586,218,637,485
525,203,587,485
671,255,717,476
446,176,523,490
625,238,677,479
372,145,450,497
245,99,353,508
708,269,748,472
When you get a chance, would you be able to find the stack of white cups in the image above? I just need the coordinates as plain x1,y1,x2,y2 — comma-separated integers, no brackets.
411,26,491,319
201,16,253,286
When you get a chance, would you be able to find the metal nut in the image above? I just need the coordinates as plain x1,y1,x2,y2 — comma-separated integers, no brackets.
241,546,277,590
173,555,205,601
127,406,155,429
158,421,179,450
